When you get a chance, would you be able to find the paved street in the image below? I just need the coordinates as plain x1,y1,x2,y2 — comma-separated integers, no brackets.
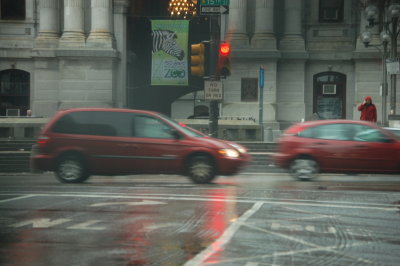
1,172,400,266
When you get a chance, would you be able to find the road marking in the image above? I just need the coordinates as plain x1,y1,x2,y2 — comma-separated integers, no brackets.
0,192,397,212
67,220,105,230
10,218,71,228
0,194,34,204
184,201,264,266
217,242,376,265
90,200,166,207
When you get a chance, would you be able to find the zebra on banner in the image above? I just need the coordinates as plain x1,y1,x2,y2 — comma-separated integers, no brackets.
151,30,185,61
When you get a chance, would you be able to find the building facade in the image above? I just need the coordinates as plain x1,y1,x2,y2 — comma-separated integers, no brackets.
1,0,399,138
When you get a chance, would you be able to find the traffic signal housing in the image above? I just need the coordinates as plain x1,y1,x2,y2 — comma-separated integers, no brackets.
190,43,205,77
217,42,231,77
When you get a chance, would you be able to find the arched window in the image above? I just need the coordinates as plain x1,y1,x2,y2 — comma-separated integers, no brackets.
0,0,25,20
313,72,346,119
0,69,30,116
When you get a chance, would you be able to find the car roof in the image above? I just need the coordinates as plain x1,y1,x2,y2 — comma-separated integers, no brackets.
284,119,379,134
298,119,376,127
56,107,160,116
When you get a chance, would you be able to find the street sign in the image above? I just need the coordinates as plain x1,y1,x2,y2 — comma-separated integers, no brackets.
204,81,223,100
200,5,229,15
259,66,264,89
200,0,229,5
386,59,400,75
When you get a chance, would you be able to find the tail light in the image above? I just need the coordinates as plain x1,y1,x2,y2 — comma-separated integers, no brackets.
37,136,51,148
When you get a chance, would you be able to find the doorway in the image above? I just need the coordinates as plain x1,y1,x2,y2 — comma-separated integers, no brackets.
313,72,346,119
0,69,30,116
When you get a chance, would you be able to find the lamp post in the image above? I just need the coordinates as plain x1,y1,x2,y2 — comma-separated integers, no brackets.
361,30,389,126
362,1,400,125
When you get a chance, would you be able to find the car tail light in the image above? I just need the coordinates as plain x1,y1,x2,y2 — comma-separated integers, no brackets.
283,124,305,136
37,136,51,148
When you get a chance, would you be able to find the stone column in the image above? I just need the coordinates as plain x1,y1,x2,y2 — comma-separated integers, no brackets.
87,0,113,48
279,0,305,50
35,0,59,47
60,0,85,47
113,0,129,107
226,0,248,48
252,0,276,49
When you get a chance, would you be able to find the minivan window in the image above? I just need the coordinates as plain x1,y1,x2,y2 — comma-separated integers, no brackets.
52,111,133,137
133,115,175,139
158,114,203,137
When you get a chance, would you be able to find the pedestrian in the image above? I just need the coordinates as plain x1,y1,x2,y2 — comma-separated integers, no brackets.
357,96,377,122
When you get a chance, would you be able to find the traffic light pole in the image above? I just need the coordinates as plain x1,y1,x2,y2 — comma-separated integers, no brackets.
208,15,220,138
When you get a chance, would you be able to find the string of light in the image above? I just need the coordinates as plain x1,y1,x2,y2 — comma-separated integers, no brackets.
168,0,197,19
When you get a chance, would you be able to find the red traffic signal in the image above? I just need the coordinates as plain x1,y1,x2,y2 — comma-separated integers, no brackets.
217,42,231,77
219,42,231,56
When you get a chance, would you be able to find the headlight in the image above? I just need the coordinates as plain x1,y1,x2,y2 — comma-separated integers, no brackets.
228,143,247,154
218,149,240,158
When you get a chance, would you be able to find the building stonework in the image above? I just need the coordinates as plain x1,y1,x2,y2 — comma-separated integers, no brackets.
1,0,399,137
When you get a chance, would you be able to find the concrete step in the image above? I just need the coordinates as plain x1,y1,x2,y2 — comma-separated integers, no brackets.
0,140,35,151
239,142,278,152
0,152,31,172
243,152,282,173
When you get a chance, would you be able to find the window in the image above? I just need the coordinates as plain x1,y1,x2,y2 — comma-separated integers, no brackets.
300,124,358,141
241,78,258,102
319,0,343,22
52,111,133,137
133,115,174,139
355,129,391,143
0,0,25,20
322,84,336,95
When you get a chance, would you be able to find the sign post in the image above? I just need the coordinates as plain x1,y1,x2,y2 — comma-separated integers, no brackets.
200,0,230,137
259,66,265,141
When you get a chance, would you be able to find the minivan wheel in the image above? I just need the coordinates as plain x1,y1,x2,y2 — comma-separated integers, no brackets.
289,157,319,181
187,155,216,184
56,155,89,183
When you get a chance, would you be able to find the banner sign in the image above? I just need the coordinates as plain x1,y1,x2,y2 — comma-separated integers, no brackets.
151,20,189,86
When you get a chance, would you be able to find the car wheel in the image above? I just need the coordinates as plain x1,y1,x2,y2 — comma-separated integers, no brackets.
187,155,216,184
56,155,89,183
289,157,319,181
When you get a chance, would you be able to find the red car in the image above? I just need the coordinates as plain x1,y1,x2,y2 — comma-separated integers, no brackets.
31,108,250,184
273,119,400,180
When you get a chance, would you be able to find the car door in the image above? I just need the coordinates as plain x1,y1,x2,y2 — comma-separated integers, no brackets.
130,114,187,174
66,111,140,175
303,123,360,171
351,125,399,172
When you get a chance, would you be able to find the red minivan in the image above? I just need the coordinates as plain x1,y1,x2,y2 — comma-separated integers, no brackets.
31,108,250,184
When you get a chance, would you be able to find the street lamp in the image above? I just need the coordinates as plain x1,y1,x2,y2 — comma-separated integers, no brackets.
362,1,400,125
361,29,389,126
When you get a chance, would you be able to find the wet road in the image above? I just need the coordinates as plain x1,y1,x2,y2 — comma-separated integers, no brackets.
1,172,400,266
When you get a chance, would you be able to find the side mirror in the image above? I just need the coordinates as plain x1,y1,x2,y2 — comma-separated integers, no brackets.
169,129,182,140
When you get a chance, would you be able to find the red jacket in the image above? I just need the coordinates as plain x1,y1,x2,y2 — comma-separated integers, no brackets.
358,103,377,122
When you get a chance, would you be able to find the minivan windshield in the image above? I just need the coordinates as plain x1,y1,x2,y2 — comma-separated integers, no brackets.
159,114,205,138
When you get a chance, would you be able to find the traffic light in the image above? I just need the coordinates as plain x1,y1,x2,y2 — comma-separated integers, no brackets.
190,43,205,77
217,42,231,77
